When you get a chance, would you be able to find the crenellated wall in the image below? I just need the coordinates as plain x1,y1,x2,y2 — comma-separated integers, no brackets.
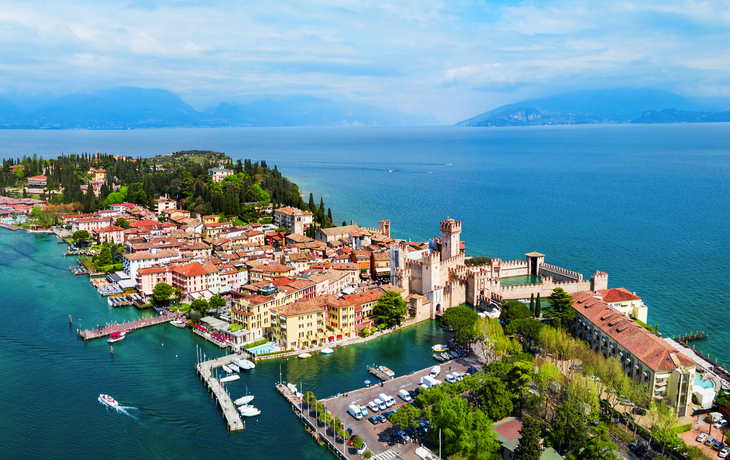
539,263,583,282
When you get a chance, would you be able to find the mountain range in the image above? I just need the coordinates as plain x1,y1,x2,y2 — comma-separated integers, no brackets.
457,89,730,127
0,88,438,129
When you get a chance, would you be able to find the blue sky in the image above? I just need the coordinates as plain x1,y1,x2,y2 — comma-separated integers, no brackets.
1,0,728,123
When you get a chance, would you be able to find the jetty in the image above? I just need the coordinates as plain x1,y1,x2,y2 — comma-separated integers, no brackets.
676,332,708,344
196,354,246,432
367,364,393,382
79,313,173,340
0,223,21,231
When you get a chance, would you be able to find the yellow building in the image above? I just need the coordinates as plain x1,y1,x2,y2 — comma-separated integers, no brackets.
271,297,329,349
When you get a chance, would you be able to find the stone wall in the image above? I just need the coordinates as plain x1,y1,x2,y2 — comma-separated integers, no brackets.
539,263,583,282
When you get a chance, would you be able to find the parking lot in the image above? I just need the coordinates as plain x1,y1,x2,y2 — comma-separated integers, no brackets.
683,426,729,458
320,358,471,457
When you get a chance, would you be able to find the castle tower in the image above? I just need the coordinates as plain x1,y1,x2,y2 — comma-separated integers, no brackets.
422,250,441,293
591,271,608,291
439,219,462,262
525,252,545,276
379,220,391,238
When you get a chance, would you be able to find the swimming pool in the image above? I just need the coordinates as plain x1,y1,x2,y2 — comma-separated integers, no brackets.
694,373,715,390
247,342,275,355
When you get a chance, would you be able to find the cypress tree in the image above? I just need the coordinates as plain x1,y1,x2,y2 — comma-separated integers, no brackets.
535,293,541,319
529,293,535,316
308,193,315,211
327,208,332,223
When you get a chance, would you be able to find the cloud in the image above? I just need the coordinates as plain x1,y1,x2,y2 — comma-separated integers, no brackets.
0,0,728,123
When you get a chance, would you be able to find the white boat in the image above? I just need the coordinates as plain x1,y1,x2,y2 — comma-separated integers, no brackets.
170,319,186,328
378,366,395,377
432,344,448,352
298,353,312,359
220,375,240,383
238,405,261,417
287,383,298,394
98,394,119,408
108,331,126,343
235,358,255,370
321,348,334,354
234,395,254,406
229,363,240,372
222,365,233,374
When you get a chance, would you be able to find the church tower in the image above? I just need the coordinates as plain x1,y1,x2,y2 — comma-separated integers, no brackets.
440,219,462,261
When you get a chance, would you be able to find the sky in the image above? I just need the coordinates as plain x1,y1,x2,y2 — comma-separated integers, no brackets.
1,0,729,124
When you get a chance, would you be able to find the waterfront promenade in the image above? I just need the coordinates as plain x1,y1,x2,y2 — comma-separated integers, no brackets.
79,312,173,340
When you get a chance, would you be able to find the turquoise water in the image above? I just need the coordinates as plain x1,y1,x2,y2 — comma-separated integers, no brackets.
248,342,275,354
500,275,542,287
0,231,450,457
695,374,716,390
1,124,730,456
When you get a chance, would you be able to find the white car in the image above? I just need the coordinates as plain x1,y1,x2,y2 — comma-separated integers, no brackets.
696,432,707,443
445,373,456,383
374,398,387,410
719,446,729,458
715,419,728,429
367,401,379,412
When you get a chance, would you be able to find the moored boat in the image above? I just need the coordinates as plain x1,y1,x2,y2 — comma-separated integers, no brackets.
170,319,186,328
234,395,254,406
98,394,119,408
432,344,448,352
321,348,334,354
298,353,312,359
222,364,233,373
433,353,445,362
378,366,395,377
108,331,126,343
235,358,255,370
229,363,240,372
220,374,240,383
238,405,261,417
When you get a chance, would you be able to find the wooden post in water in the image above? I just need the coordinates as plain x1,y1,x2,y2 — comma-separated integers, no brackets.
110,346,114,354
69,315,72,324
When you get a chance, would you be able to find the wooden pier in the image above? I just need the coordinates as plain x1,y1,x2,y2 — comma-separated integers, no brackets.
196,355,246,432
367,364,394,381
79,313,173,340
676,332,708,344
0,223,21,231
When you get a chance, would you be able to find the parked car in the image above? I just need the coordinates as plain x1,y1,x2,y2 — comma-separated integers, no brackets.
715,420,728,429
445,373,456,383
368,416,379,425
404,427,416,439
706,437,716,447
360,406,369,417
391,433,405,445
570,364,583,370
714,441,725,451
399,430,411,442
719,447,729,458
408,390,418,399
377,414,387,423
357,442,368,456
416,426,426,437
697,433,708,443
466,366,478,375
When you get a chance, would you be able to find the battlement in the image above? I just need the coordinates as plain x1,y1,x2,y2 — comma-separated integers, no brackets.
442,252,465,267
440,219,462,234
501,259,528,268
540,263,582,281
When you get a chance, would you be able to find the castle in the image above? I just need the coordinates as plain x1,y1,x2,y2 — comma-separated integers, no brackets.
389,218,608,319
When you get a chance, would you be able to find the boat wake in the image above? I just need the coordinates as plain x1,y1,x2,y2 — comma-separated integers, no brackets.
99,397,138,420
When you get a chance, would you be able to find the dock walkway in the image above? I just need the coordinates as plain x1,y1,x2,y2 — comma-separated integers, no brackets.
196,354,245,432
79,313,173,340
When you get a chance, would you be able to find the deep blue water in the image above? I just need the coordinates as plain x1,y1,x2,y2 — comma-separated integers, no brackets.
1,124,729,456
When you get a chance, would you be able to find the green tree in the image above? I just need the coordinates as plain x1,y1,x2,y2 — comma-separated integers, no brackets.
534,293,542,318
114,217,130,229
647,401,680,456
72,230,91,244
97,245,113,267
499,300,531,326
441,304,479,345
574,424,617,460
544,287,575,327
505,318,544,351
189,310,202,324
152,282,174,305
514,416,542,460
352,436,363,450
529,293,535,315
390,403,421,430
478,375,514,421
191,298,210,316
373,290,407,328
302,391,317,407
209,294,226,311
30,205,53,227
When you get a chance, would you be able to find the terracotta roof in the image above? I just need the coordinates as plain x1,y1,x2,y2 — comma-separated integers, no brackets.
597,288,642,303
123,249,179,261
172,262,208,277
276,297,328,317
97,225,124,232
570,292,695,371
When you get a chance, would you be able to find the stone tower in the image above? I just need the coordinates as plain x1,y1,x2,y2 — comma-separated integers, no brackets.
293,214,304,235
439,219,462,262
422,250,441,293
379,220,391,238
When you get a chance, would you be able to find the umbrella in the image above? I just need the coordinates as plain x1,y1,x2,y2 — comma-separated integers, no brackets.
364,380,371,386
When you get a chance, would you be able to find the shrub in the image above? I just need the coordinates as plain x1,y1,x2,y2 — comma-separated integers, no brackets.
244,339,269,349
363,451,372,459
359,328,370,338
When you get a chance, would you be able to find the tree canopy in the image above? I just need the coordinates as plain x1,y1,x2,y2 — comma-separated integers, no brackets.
152,282,174,305
514,416,542,460
373,291,407,328
441,304,479,345
500,300,531,326
543,288,575,327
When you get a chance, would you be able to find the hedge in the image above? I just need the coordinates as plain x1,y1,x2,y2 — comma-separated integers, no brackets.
257,348,294,357
673,423,693,434
244,339,271,349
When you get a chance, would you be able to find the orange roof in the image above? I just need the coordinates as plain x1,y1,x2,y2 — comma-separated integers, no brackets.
172,262,207,277
597,288,641,303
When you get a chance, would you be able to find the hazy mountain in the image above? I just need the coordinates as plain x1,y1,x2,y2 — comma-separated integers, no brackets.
631,109,730,124
457,88,707,127
0,88,437,129
206,96,438,127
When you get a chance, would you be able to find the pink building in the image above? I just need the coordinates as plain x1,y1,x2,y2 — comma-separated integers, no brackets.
94,225,125,244
73,217,112,233
172,262,209,297
136,266,173,295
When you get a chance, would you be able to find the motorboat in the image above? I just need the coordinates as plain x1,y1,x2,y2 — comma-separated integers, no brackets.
170,319,186,328
378,366,395,377
108,331,126,343
222,365,233,373
228,363,240,372
433,353,445,362
234,395,254,406
321,348,334,354
432,344,448,352
298,353,312,359
235,358,255,370
220,375,240,383
98,394,119,408
287,383,298,394
238,405,261,417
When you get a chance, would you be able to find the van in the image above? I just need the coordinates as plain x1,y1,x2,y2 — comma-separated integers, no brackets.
360,406,369,417
398,389,412,402
379,393,395,407
420,376,442,388
348,404,363,420
374,398,387,410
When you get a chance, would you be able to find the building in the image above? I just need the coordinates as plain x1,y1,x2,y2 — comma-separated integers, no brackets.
270,296,329,349
492,418,562,460
136,266,172,296
122,249,180,279
596,288,648,324
154,197,177,215
94,225,125,244
249,263,296,282
27,175,47,189
273,206,313,235
314,220,390,245
171,262,209,297
371,251,390,279
73,217,112,233
208,165,233,183
569,291,695,417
